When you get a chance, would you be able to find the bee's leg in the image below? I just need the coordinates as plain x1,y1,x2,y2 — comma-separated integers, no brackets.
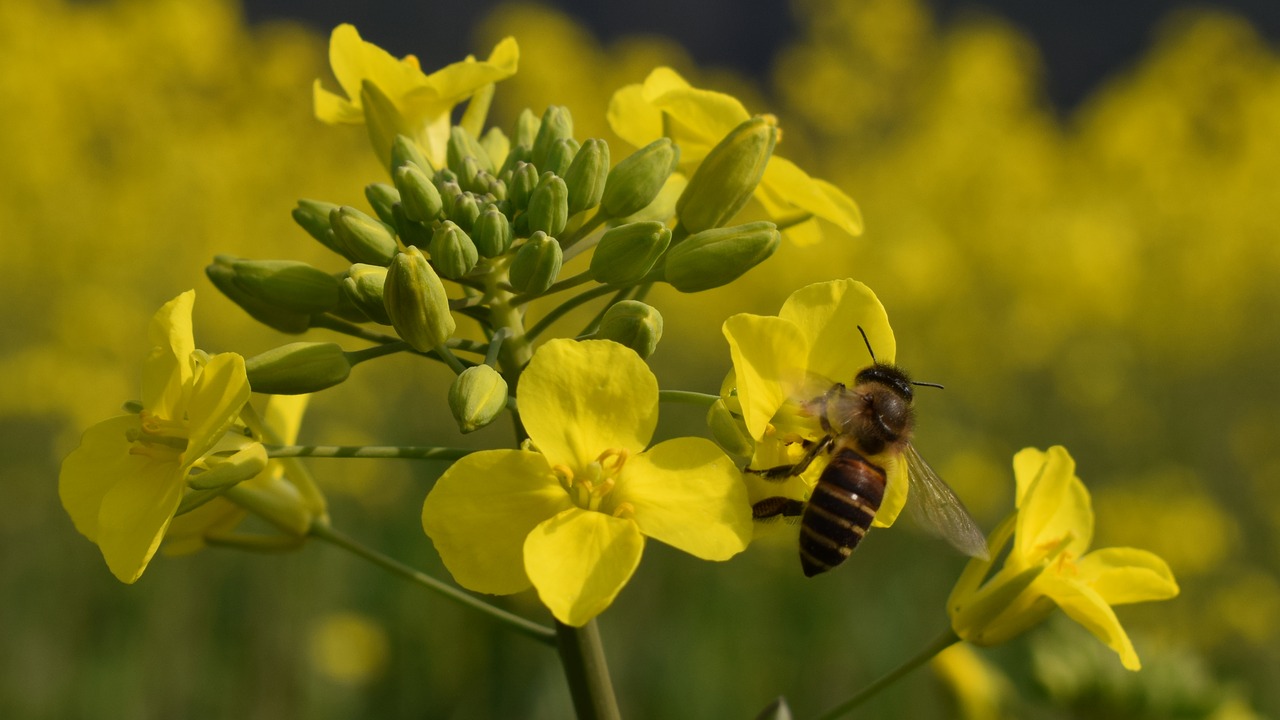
744,435,834,480
752,496,805,520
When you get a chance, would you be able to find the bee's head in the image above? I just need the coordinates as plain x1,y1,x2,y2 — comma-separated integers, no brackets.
854,364,915,402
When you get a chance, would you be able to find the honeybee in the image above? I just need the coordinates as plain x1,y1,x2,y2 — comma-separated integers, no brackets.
747,328,988,576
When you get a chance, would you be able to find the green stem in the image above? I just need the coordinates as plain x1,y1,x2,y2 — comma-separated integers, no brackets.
511,270,595,306
560,210,607,251
309,524,556,645
264,444,474,461
345,341,410,365
658,390,721,407
814,628,960,720
311,315,488,356
526,284,619,341
555,620,622,720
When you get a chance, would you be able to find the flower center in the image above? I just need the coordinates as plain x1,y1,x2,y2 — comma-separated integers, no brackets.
1038,532,1079,576
553,448,629,512
126,410,189,462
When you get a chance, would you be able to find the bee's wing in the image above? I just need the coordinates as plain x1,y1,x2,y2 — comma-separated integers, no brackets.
902,444,990,560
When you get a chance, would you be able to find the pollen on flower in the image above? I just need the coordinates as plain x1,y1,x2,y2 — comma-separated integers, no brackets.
125,417,189,459
612,502,636,520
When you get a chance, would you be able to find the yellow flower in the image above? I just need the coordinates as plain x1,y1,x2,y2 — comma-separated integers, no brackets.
948,446,1179,670
59,291,258,583
313,24,518,166
721,279,907,529
607,67,862,245
422,339,752,626
164,394,321,554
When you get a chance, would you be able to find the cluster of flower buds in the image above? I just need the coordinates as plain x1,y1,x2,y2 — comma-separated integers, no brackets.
206,103,783,431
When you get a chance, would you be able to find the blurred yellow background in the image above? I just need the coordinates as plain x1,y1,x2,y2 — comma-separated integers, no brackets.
3,0,1278,717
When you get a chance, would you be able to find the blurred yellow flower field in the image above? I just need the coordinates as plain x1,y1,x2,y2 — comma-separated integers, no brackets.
4,0,1279,717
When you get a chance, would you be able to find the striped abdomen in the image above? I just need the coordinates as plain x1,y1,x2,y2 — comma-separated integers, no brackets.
799,443,887,577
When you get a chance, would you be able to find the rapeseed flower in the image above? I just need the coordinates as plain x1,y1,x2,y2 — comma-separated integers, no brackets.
948,446,1179,670
59,291,258,582
422,339,751,626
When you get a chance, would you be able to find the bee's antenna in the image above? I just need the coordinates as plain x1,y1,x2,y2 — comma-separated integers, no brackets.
912,380,945,391
856,326,878,364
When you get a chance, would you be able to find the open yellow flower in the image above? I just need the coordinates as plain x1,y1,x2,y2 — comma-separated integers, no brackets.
608,67,862,245
59,291,259,583
164,394,321,554
948,446,1179,670
721,279,907,530
422,339,752,626
313,24,518,166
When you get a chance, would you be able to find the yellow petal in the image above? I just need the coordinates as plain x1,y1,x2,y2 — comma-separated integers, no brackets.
141,290,195,416
59,415,148,544
613,437,751,560
761,157,863,236
96,460,186,583
1014,446,1093,560
606,82,664,149
183,352,250,466
722,314,808,440
873,451,908,528
1077,547,1180,605
524,508,645,626
777,279,894,384
1044,575,1142,670
406,37,518,112
421,450,572,595
261,394,311,446
518,339,658,469
313,79,363,124
327,24,424,111
164,498,246,556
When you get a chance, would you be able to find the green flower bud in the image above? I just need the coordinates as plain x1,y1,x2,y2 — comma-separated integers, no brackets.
620,173,686,224
363,183,401,227
589,221,671,284
507,161,539,213
676,115,777,233
228,258,341,313
459,156,483,192
596,300,663,359
472,206,514,258
342,263,391,324
448,125,493,177
514,108,540,148
564,138,610,214
437,180,463,218
245,342,352,395
706,399,754,458
391,134,434,175
663,221,781,292
330,206,398,265
391,203,432,249
394,164,443,223
384,247,456,351
292,199,341,251
531,105,573,168
360,80,409,169
527,173,569,237
206,256,310,334
448,365,509,433
509,231,562,294
601,138,679,219
542,137,580,178
429,221,479,280
448,192,482,234
473,170,507,201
